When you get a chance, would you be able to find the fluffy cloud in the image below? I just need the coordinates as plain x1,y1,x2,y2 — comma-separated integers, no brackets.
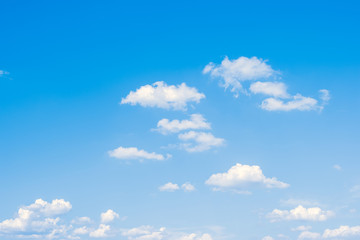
121,225,212,240
101,209,119,223
260,94,319,111
159,182,180,192
155,114,211,134
89,224,111,238
262,236,275,240
203,56,277,96
322,225,360,238
159,182,195,192
250,81,289,98
178,131,224,152
319,89,330,102
121,81,205,110
268,205,334,222
0,199,71,234
181,183,196,192
205,163,289,192
108,146,170,161
298,231,321,239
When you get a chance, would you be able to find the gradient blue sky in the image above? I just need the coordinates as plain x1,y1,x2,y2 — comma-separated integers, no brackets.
1,1,360,240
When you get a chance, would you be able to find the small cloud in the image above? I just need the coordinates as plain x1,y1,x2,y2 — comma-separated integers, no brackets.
298,231,321,239
108,146,169,161
101,209,119,223
89,224,111,238
323,225,360,238
159,182,180,192
154,114,211,135
121,81,205,111
178,131,224,152
260,94,320,111
333,164,342,171
267,205,334,222
181,183,196,192
205,163,289,192
250,81,290,98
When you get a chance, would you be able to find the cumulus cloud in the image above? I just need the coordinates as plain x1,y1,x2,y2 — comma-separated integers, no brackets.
178,131,224,152
268,205,334,222
159,182,180,192
322,225,360,238
298,231,321,239
101,209,119,223
260,94,320,111
250,81,289,98
89,224,111,238
203,56,277,96
121,225,212,240
108,146,170,161
73,226,90,235
155,114,211,134
205,163,289,192
181,183,196,192
121,81,205,110
0,199,71,234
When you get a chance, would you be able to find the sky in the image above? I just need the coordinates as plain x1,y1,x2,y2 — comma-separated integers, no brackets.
0,1,360,240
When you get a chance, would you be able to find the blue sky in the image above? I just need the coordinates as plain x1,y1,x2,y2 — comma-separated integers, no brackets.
0,1,360,240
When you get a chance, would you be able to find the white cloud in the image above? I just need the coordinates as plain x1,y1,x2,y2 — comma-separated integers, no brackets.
292,226,313,232
155,114,211,134
121,81,205,110
121,226,212,240
322,225,360,238
89,224,111,238
178,131,224,152
260,94,320,111
205,163,289,192
333,164,342,171
71,216,92,224
262,236,275,240
101,209,119,223
319,89,330,102
108,146,170,161
203,56,277,96
298,231,321,239
250,81,289,98
73,226,90,235
159,182,180,192
0,199,71,234
181,183,195,192
268,205,334,222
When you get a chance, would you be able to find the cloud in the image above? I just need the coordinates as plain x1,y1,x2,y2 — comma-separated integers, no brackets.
292,226,312,232
319,89,330,102
262,236,275,240
155,114,211,134
0,199,71,234
101,209,119,223
108,146,170,161
267,205,334,222
121,81,205,110
181,183,196,192
159,182,180,192
298,231,321,239
121,226,212,240
260,94,320,111
333,164,342,171
71,216,92,224
280,199,321,207
203,56,277,96
89,224,111,238
178,131,224,152
250,81,289,98
322,225,360,238
73,226,90,235
0,70,10,77
205,163,289,192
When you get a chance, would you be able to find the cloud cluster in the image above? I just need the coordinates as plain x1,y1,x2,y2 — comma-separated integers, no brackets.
108,146,170,161
203,56,330,111
203,56,277,96
121,81,205,111
158,182,196,192
295,225,360,239
178,131,224,152
205,163,289,193
267,205,334,222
